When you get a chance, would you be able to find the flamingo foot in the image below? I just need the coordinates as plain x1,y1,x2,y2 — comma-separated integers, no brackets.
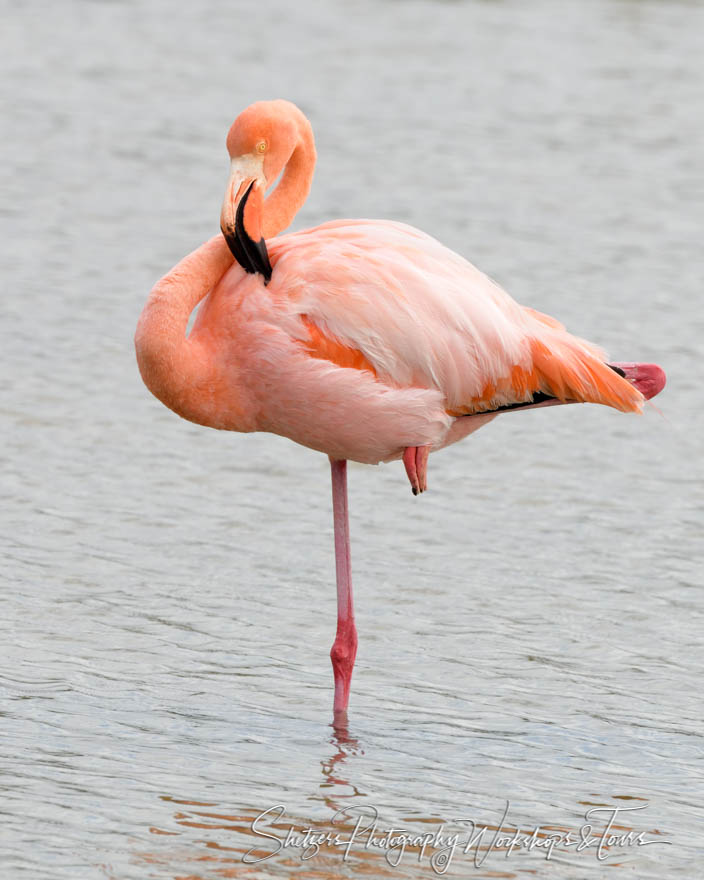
403,445,431,495
610,362,666,400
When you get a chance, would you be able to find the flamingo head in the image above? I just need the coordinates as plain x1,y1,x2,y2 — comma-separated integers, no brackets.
220,100,311,282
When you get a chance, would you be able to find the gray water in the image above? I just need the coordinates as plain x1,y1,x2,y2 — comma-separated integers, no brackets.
2,0,703,877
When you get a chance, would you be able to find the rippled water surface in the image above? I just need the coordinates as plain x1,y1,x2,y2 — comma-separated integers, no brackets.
3,0,703,877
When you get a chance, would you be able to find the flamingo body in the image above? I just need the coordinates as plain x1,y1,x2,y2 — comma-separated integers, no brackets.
178,217,651,465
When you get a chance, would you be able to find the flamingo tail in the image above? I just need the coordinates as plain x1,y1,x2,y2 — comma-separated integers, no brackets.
464,361,666,416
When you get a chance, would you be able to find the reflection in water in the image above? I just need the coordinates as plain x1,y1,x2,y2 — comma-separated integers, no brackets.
137,722,373,877
317,715,367,810
132,764,668,880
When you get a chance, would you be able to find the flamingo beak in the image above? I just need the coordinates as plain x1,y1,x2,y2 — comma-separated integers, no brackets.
220,160,272,283
220,164,254,239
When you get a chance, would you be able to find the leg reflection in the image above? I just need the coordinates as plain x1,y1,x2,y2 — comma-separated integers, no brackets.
319,716,365,810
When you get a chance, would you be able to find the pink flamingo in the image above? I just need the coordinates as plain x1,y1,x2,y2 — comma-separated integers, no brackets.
135,100,665,721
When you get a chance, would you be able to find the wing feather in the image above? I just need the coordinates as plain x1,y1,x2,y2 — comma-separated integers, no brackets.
267,220,642,415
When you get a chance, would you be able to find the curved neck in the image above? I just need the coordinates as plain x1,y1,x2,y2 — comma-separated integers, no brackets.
134,234,234,424
262,118,316,238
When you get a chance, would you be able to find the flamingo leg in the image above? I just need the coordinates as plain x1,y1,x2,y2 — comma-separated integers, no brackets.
329,458,358,720
403,445,431,495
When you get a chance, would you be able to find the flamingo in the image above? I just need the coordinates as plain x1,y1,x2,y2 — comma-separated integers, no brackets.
135,100,665,721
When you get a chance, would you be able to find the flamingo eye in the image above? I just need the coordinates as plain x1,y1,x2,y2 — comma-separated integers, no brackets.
256,141,267,153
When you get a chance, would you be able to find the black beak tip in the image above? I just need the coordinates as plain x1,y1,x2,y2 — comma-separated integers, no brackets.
231,181,273,283
222,225,249,268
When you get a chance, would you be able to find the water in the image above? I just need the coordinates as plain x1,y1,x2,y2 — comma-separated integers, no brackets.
2,0,703,877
